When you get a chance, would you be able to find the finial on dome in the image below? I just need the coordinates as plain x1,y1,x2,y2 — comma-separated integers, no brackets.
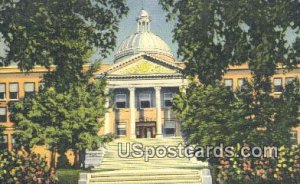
137,9,151,32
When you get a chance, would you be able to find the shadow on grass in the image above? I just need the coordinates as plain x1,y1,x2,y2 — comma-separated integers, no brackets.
57,169,116,184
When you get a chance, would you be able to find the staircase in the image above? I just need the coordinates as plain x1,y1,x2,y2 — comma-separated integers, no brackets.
79,138,211,184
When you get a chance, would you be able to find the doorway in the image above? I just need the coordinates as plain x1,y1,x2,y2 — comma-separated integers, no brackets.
136,121,156,138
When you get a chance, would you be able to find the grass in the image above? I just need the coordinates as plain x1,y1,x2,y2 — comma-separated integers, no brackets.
56,168,112,184
56,169,86,184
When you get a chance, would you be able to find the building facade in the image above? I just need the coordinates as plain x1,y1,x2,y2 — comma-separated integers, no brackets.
0,10,299,152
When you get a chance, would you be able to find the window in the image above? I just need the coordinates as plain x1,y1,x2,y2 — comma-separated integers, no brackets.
24,82,35,98
164,120,175,136
0,83,5,100
9,83,19,100
0,107,7,122
291,131,298,145
139,93,151,108
115,94,127,109
12,135,17,149
116,123,126,136
0,135,8,150
38,82,45,90
286,77,295,85
9,106,14,122
238,78,245,89
164,93,174,108
273,78,283,92
224,79,233,89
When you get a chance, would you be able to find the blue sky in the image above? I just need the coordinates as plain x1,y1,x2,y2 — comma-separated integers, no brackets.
0,0,177,65
104,0,177,63
1,0,298,65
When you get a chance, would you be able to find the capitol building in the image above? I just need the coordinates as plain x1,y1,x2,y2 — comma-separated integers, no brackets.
96,9,188,139
0,10,299,153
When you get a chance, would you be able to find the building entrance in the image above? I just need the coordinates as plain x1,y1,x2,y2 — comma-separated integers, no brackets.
136,121,156,138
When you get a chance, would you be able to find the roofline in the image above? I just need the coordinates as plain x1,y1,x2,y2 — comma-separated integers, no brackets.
101,54,183,75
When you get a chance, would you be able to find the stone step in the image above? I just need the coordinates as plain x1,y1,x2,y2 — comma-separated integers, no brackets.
90,180,200,184
97,165,202,169
106,146,187,151
97,165,202,170
103,156,189,160
103,156,189,159
90,169,199,176
101,159,191,163
110,141,184,144
107,145,186,149
108,142,185,146
111,138,183,141
99,163,195,167
101,160,195,165
90,174,199,181
109,142,184,145
107,144,186,148
79,137,211,184
109,141,184,145
90,177,200,183
99,160,199,165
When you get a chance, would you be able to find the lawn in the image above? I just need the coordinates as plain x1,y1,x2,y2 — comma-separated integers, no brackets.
57,169,113,184
57,169,87,184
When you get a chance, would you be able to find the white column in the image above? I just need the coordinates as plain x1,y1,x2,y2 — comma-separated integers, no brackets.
104,88,110,134
155,87,163,138
129,87,136,139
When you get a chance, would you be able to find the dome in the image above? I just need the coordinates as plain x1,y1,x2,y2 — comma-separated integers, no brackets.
139,9,149,18
114,10,174,62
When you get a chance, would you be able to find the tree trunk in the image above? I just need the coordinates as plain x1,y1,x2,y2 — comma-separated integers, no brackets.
79,149,86,169
50,147,56,169
73,149,79,168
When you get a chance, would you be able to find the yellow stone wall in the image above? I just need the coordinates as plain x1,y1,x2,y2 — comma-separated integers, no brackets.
0,68,44,151
0,64,299,166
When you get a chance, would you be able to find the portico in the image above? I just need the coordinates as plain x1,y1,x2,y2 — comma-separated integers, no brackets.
102,78,187,139
95,9,187,139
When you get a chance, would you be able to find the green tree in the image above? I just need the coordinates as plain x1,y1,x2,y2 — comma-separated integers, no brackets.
10,66,109,168
10,87,69,168
161,3,300,182
0,126,4,150
173,80,299,166
238,80,300,147
1,0,127,169
56,75,108,168
173,82,251,147
0,0,128,90
160,0,299,85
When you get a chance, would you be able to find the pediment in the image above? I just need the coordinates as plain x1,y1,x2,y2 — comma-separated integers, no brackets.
104,55,182,76
111,59,177,75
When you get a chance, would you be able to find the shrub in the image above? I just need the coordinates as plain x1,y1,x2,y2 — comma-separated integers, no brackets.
0,151,59,184
56,154,72,169
216,146,300,184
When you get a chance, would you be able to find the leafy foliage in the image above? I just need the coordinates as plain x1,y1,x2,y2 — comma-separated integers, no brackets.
161,1,300,183
0,151,58,184
174,80,300,148
160,0,299,85
173,81,250,146
216,146,300,184
0,0,124,169
56,154,72,169
0,0,128,93
9,75,108,168
0,0,128,69
242,80,300,147
0,125,4,135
